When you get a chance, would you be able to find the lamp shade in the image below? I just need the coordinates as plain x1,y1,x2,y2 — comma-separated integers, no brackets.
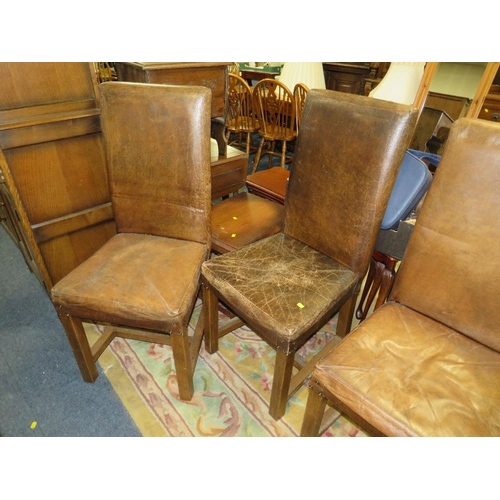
369,62,425,105
278,62,326,91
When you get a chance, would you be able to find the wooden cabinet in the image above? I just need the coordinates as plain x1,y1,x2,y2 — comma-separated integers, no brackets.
322,63,372,95
478,66,500,122
115,62,228,118
478,91,500,122
410,107,453,156
425,92,470,120
0,63,115,291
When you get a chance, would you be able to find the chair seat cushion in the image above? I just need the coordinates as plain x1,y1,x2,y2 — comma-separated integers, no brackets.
313,302,500,436
211,192,284,253
51,233,209,332
202,233,358,347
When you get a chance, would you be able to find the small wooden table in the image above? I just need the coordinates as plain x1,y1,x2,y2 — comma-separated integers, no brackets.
210,146,248,200
210,146,284,254
246,167,289,204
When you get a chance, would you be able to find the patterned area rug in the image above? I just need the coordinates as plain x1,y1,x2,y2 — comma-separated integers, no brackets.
85,302,365,437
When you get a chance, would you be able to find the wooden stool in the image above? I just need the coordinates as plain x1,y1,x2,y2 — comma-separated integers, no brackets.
246,166,289,204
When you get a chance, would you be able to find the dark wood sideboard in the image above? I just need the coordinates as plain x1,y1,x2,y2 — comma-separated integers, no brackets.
322,63,390,95
322,63,372,94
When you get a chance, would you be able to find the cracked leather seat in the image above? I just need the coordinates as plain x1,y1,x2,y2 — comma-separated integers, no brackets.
301,118,500,436
202,89,417,420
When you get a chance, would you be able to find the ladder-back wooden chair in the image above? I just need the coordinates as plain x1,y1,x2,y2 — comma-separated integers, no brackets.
293,82,309,133
251,78,297,172
225,73,260,155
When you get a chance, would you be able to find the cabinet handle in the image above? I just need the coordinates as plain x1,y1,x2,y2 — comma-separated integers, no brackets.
492,113,500,122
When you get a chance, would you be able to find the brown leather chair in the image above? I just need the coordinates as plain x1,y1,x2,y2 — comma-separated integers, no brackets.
202,90,417,420
51,82,212,401
301,118,500,437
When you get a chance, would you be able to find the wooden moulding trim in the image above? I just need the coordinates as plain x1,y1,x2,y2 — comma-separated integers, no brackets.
0,99,99,128
32,203,114,244
0,112,101,150
0,149,53,290
121,62,232,71
413,62,439,120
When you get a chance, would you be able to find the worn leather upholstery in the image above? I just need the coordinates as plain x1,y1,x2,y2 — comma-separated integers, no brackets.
202,90,417,419
202,233,358,348
303,118,500,436
312,302,500,436
101,82,212,246
52,233,207,332
51,82,212,400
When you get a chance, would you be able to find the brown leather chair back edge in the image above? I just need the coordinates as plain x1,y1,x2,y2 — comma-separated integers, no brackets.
390,117,500,351
285,89,418,279
100,81,212,247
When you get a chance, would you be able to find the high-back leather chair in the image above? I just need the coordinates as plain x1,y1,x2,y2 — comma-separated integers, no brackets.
301,118,500,437
202,90,417,420
50,82,212,401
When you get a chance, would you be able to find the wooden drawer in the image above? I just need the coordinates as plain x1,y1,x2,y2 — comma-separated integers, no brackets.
478,94,500,122
115,62,229,119
210,146,248,200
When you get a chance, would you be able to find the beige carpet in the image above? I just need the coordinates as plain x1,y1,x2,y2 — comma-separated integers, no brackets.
85,302,366,437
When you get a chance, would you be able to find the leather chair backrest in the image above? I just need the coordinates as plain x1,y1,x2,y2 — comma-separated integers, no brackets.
284,89,417,278
390,118,500,352
100,81,212,246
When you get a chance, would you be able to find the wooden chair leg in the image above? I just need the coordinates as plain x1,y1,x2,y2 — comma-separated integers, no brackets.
359,259,384,321
356,256,377,320
203,283,220,354
58,313,99,383
245,132,252,155
336,294,357,338
268,140,276,168
171,329,194,401
374,257,398,310
252,136,266,174
269,348,295,420
300,385,327,437
280,140,287,169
